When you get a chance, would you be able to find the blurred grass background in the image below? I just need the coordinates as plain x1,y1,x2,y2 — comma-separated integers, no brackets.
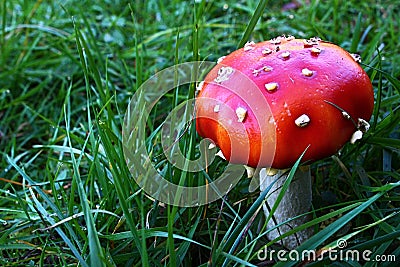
0,0,399,266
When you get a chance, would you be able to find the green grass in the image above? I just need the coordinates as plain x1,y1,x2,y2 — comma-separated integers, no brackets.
1,0,399,266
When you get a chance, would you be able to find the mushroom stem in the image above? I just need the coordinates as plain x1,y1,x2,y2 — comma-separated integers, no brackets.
259,166,313,249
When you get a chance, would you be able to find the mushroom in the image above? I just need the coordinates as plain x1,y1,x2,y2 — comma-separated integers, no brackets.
195,36,374,249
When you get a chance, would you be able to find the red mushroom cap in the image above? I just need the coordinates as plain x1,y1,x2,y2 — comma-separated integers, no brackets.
196,36,374,169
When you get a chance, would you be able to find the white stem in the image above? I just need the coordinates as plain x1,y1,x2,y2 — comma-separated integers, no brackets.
259,166,313,249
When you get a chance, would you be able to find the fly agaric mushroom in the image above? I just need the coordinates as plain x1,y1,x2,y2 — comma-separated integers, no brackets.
195,35,374,249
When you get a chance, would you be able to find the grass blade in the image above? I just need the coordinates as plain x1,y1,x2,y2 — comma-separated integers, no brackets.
237,0,269,48
221,147,309,266
6,156,88,267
